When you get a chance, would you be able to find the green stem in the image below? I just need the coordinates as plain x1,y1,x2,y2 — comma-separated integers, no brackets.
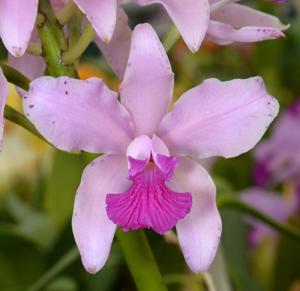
1,65,47,141
4,105,46,141
163,25,180,53
26,42,43,56
39,0,67,51
27,231,168,291
67,8,82,48
1,65,50,142
202,273,217,291
38,0,76,77
116,229,168,291
1,64,30,90
38,22,67,76
62,22,94,64
56,0,77,25
26,247,79,291
36,13,45,26
217,196,300,242
210,248,232,291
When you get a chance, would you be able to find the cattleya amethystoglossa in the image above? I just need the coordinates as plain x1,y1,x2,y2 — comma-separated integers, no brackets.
19,24,279,273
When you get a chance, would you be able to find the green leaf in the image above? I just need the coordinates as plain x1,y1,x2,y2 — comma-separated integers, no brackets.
215,176,261,291
0,234,45,290
213,154,253,191
210,248,233,291
272,216,300,291
45,150,85,232
4,194,54,248
46,276,79,291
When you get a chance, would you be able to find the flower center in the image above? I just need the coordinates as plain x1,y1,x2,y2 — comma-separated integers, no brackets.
106,155,192,234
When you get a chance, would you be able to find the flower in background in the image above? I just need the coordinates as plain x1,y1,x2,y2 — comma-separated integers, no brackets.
4,0,208,78
253,100,300,190
5,1,288,79
74,0,210,77
74,0,288,53
74,0,210,52
95,0,288,77
21,24,278,274
207,0,288,45
242,188,297,246
241,100,300,246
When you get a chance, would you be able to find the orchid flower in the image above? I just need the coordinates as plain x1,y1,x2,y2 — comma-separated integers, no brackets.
0,0,38,57
21,24,278,273
208,1,288,45
241,100,300,246
94,0,288,77
74,0,287,52
74,0,209,52
254,100,300,187
241,188,296,246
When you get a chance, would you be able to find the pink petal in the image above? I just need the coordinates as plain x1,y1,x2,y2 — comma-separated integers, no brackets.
208,3,287,44
242,188,296,224
23,76,134,154
241,188,296,245
73,0,117,42
8,53,45,80
212,3,288,31
254,139,300,185
0,0,38,57
267,100,300,150
158,77,279,159
252,160,271,187
8,52,45,98
0,68,9,150
72,155,129,273
170,158,222,272
207,20,284,45
7,28,45,96
95,8,132,78
254,101,300,184
120,24,174,136
135,0,210,52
